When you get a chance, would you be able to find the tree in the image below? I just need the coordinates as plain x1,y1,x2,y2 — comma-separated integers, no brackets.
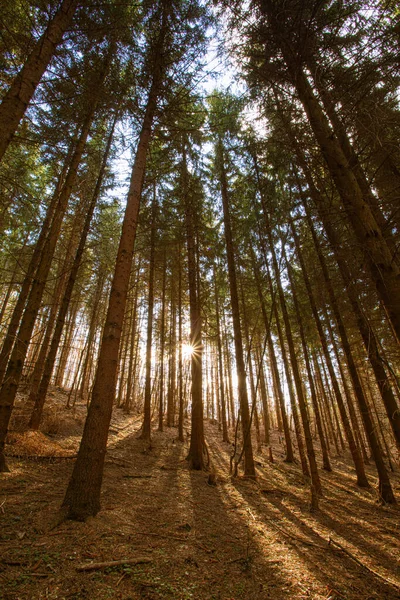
0,0,80,163
209,92,256,478
61,0,209,519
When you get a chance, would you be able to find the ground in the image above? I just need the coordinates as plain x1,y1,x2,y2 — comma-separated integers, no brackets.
1,389,400,600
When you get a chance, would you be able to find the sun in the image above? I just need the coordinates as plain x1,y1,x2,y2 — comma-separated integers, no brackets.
182,343,195,359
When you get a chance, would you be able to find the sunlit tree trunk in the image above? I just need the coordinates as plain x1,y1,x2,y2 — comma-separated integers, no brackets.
158,249,167,431
167,263,176,427
256,347,271,446
183,144,205,469
124,259,141,413
141,187,158,442
214,263,229,443
178,245,184,442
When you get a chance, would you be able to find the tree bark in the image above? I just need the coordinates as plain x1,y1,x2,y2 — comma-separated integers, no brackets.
0,102,97,471
214,263,229,443
307,208,396,501
252,252,294,462
141,187,158,442
290,213,369,487
217,140,255,477
158,249,167,431
183,144,205,470
28,115,117,430
61,2,170,518
0,0,79,162
285,242,332,472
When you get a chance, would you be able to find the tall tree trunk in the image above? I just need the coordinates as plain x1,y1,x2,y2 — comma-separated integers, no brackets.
183,144,205,469
313,352,341,455
285,242,332,472
0,151,73,387
240,279,262,453
0,100,98,471
61,3,170,519
178,244,184,442
303,199,400,454
305,201,396,502
0,0,79,162
158,249,167,431
256,347,271,446
323,307,370,465
292,68,400,344
166,265,176,427
28,115,117,430
0,233,30,329
266,258,310,479
252,251,294,461
214,263,229,443
124,260,141,413
290,214,369,487
307,59,399,262
141,187,158,442
217,139,255,477
271,232,321,492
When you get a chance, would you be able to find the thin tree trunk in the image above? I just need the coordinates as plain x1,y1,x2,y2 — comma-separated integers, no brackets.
256,347,271,446
305,201,395,501
183,144,205,470
0,99,99,471
158,249,167,431
0,150,73,387
166,266,176,427
28,116,117,429
272,236,321,492
141,187,158,442
178,244,184,442
292,67,400,345
217,139,255,477
291,216,369,486
267,261,310,479
124,260,141,413
252,252,294,462
285,244,332,472
304,200,400,454
214,263,229,443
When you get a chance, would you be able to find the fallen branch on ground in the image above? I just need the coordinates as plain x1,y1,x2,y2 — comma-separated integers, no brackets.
263,521,327,549
329,537,400,591
135,531,188,541
76,557,152,572
122,474,152,479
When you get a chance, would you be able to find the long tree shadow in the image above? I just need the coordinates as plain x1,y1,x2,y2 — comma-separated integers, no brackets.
2,415,399,600
204,422,400,600
99,422,298,599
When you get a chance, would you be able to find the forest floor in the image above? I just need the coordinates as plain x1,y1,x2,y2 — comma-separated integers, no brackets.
1,388,400,600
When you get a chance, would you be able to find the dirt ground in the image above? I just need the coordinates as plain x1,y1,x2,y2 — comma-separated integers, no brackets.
1,389,400,600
